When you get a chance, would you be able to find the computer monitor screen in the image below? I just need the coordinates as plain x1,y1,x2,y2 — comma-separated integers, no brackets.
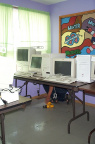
53,58,75,77
55,61,71,76
29,54,42,74
16,47,30,63
17,49,28,61
31,57,42,68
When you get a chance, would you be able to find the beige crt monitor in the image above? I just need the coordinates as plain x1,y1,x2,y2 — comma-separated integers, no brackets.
29,54,42,75
42,53,66,77
16,47,36,73
53,58,76,78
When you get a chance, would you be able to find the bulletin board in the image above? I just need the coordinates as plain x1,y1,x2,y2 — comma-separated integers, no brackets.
59,10,95,58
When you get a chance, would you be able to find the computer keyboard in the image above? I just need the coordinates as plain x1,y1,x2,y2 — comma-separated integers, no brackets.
14,72,45,79
14,72,32,77
14,72,24,75
44,75,76,84
32,76,45,80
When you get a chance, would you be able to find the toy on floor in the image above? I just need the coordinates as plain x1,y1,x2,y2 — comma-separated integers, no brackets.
43,102,54,108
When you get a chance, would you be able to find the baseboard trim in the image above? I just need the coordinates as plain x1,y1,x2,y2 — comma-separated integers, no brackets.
32,93,47,100
32,94,95,107
75,100,95,107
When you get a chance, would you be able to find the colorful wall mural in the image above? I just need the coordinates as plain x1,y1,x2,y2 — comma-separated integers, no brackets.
59,10,95,58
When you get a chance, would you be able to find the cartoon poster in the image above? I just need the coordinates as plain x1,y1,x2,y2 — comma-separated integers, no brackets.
59,10,95,58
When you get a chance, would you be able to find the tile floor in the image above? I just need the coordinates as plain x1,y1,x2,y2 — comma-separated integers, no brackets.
3,98,95,144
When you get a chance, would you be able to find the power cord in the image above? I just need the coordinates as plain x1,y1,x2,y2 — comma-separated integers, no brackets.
15,81,27,95
0,82,27,105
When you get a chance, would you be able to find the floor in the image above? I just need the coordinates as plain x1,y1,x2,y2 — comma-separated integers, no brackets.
3,98,95,144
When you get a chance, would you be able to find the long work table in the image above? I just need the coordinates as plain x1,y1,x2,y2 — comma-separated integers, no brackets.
14,75,91,135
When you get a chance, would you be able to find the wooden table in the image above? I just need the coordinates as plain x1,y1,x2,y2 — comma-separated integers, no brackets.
0,96,32,144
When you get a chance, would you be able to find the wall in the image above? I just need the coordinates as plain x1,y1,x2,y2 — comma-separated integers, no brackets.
13,79,46,98
50,0,95,53
50,0,95,104
0,0,50,12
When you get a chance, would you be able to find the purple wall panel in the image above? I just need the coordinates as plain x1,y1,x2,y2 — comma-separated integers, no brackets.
0,0,50,12
27,82,46,97
13,79,46,97
75,91,95,105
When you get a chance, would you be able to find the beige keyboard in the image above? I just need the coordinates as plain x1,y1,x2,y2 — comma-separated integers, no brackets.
44,76,76,84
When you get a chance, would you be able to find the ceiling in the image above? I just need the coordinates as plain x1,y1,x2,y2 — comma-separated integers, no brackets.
31,0,66,5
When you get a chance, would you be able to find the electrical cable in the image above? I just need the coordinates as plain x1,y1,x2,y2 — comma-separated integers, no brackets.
0,82,28,105
1,81,27,94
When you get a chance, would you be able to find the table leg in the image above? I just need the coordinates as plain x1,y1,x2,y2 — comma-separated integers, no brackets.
24,82,31,98
83,91,89,121
88,128,95,144
0,114,5,144
26,81,28,97
68,90,75,134
15,79,17,88
68,90,89,134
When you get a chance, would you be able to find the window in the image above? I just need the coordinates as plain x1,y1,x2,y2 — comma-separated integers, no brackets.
0,3,13,57
18,7,51,53
0,3,51,58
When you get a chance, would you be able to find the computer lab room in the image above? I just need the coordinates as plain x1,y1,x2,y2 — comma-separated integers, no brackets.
0,0,95,144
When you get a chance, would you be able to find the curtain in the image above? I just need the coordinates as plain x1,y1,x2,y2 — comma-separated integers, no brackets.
0,3,13,57
18,7,51,53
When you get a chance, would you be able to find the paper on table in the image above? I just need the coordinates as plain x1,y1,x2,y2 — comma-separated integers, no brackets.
0,99,4,106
